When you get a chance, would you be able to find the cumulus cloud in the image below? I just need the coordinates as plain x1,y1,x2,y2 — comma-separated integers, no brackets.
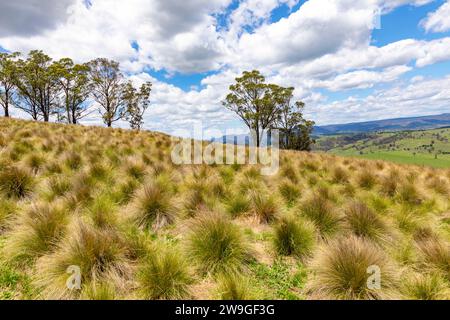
421,0,450,33
309,76,450,125
0,0,76,37
3,0,450,132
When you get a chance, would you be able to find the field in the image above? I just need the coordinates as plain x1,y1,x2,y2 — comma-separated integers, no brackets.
0,118,449,300
314,128,450,168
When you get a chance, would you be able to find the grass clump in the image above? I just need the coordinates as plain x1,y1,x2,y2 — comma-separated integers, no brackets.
224,194,251,218
301,196,341,238
137,245,192,300
356,170,377,190
0,165,35,199
344,201,388,242
402,273,450,300
307,236,398,300
273,216,315,259
187,211,252,275
36,221,130,299
251,192,279,224
279,181,301,206
216,273,254,300
131,182,176,231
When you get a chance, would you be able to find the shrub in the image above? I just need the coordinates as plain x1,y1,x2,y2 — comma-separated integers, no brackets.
301,196,341,238
307,236,398,300
187,212,252,275
131,182,176,231
138,245,192,300
0,165,35,199
344,202,388,242
273,216,315,258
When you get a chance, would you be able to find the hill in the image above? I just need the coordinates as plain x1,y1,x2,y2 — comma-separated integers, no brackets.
314,128,450,168
314,113,450,135
0,118,449,300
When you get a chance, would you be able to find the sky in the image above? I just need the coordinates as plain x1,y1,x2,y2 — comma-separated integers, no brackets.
1,0,450,137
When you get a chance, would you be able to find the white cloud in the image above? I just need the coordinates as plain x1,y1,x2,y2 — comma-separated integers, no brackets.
0,0,76,37
2,0,450,133
309,76,450,125
421,0,450,33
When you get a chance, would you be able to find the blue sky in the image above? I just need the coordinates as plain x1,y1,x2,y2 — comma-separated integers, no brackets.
1,0,450,137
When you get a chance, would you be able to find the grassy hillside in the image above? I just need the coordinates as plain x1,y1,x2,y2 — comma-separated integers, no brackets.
0,118,449,300
314,128,450,168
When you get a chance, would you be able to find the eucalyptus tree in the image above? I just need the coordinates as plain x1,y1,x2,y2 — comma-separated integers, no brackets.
274,87,315,151
87,58,126,127
122,81,152,131
0,52,20,118
53,58,91,124
223,70,282,147
14,50,60,121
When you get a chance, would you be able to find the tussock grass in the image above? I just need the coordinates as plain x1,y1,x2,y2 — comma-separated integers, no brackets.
279,181,301,206
344,202,388,242
402,273,450,300
131,181,176,231
307,236,398,300
331,166,349,184
250,192,280,223
273,216,315,258
356,170,377,190
137,244,192,300
301,195,341,238
186,211,252,275
225,193,251,218
1,118,449,300
0,165,35,199
416,237,450,279
216,273,254,300
4,202,69,263
36,221,131,299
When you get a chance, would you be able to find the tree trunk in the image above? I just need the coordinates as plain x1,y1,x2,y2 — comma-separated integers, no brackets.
4,100,9,117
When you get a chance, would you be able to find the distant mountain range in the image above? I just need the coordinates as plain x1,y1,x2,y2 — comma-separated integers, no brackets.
218,113,450,144
313,113,450,135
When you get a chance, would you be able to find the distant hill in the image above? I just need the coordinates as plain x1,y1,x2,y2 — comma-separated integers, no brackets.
314,113,450,135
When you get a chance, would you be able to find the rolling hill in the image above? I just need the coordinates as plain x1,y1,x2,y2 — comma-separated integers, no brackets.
314,128,450,168
314,113,450,135
0,118,449,300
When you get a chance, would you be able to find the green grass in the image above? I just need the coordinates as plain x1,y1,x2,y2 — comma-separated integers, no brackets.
249,260,307,300
315,128,450,168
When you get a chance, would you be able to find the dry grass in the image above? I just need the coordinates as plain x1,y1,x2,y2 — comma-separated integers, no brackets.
0,118,449,300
